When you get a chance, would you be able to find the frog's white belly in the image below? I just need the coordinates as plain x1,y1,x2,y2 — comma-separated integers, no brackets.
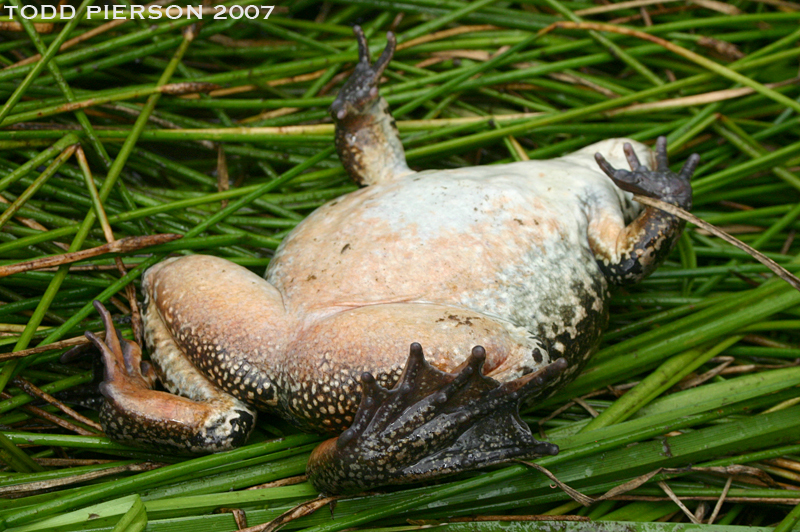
267,141,642,346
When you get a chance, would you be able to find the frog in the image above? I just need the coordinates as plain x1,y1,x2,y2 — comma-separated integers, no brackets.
84,27,698,495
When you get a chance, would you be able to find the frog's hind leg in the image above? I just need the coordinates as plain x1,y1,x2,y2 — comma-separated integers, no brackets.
331,26,412,186
307,344,567,494
591,136,699,285
86,301,256,453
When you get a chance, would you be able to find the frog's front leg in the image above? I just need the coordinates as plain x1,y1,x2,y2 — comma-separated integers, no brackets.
307,344,567,494
86,301,256,453
331,26,412,186
592,137,699,284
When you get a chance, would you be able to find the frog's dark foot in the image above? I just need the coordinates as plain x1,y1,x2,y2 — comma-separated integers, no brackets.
306,343,567,494
85,301,256,453
594,136,698,210
592,137,699,284
330,26,395,121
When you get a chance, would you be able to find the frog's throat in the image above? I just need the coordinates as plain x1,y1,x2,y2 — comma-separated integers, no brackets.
306,343,566,494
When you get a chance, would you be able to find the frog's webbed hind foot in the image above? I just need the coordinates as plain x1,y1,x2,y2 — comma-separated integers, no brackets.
331,26,411,186
595,136,697,210
592,137,699,285
306,343,566,494
86,301,256,453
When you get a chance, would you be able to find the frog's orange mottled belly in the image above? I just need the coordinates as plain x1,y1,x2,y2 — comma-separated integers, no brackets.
267,168,608,331
262,171,612,430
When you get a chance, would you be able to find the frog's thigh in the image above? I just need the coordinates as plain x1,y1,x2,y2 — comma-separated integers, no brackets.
100,254,292,453
144,255,290,408
303,304,548,377
285,303,549,430
144,297,248,406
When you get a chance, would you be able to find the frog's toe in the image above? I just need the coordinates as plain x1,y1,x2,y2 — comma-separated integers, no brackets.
306,343,566,494
86,301,153,391
595,136,697,209
330,26,396,120
85,301,256,453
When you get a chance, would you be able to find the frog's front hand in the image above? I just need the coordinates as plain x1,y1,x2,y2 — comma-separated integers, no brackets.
331,26,410,186
85,301,256,453
591,137,699,285
594,136,698,210
330,25,396,121
306,343,566,494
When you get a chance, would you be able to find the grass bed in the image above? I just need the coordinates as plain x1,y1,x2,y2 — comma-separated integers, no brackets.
1,0,800,530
